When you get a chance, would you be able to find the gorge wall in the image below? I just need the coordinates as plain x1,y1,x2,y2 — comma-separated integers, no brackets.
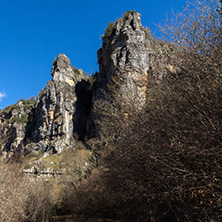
0,11,173,158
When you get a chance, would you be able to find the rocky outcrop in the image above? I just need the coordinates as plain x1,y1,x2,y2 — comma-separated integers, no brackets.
0,54,89,156
96,11,151,109
0,99,35,158
30,54,87,153
85,11,176,138
0,11,175,159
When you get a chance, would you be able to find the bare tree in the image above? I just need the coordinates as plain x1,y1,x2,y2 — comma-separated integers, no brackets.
0,162,52,222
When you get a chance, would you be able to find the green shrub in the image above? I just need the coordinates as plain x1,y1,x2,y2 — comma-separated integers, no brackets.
87,73,97,89
123,10,135,20
37,88,45,99
73,67,81,75
1,99,36,116
2,104,17,114
11,114,28,124
105,22,114,37
3,119,9,129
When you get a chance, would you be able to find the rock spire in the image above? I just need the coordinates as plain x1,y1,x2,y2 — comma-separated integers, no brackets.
96,11,151,108
31,54,87,152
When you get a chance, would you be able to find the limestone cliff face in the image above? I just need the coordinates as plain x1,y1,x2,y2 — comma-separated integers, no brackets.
31,54,87,153
0,54,88,156
0,99,35,158
0,11,174,158
96,11,151,108
86,11,175,137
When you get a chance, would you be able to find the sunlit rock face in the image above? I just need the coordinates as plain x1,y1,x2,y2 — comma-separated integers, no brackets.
32,54,87,152
86,11,153,137
51,54,83,86
86,11,175,138
96,11,151,108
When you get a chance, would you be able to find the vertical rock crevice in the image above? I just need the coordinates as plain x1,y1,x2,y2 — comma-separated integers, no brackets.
74,80,93,141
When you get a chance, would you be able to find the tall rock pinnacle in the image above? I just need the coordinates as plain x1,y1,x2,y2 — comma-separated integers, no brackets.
96,11,150,108
32,54,87,152
51,54,82,86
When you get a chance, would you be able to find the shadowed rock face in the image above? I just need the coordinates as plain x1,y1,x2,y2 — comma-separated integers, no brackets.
96,11,151,108
74,80,93,140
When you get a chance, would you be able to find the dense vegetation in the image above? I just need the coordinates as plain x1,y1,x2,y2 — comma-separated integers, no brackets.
71,1,222,221
0,0,221,221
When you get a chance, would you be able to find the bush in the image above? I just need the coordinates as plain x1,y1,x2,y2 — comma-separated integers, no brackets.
11,114,28,124
123,10,135,20
73,67,81,75
105,22,115,37
3,119,9,129
0,162,52,222
51,146,93,214
87,72,97,89
70,1,222,221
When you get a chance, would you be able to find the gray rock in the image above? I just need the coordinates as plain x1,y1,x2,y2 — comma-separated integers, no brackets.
32,54,87,152
0,99,35,153
87,11,175,137
96,11,150,109
0,11,175,157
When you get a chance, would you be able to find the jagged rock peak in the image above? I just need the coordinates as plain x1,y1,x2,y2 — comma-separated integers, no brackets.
104,10,144,40
97,10,150,108
30,54,88,153
51,54,85,86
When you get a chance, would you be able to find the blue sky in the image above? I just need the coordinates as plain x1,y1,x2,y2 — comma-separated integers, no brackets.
0,0,187,109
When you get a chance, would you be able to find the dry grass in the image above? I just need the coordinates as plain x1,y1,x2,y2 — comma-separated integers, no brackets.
50,147,93,215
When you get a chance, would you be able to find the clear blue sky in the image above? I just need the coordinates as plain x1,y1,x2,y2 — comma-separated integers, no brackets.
0,0,187,109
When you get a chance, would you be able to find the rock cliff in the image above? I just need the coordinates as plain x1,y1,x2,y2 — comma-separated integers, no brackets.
96,11,150,108
0,11,173,158
0,99,35,158
30,54,88,153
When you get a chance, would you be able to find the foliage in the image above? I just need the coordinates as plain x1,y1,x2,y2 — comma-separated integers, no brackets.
51,145,93,214
160,0,221,53
123,10,135,20
3,119,9,129
1,104,17,114
37,88,45,100
87,72,97,89
67,1,222,221
1,99,35,115
28,96,36,101
23,150,45,164
73,67,81,75
25,97,36,107
11,114,28,124
105,22,115,37
1,1,222,221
